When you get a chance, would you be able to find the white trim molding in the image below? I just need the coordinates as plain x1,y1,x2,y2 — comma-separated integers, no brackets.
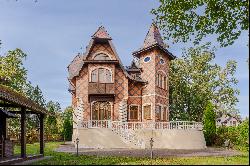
142,103,152,120
143,56,151,63
89,66,114,83
128,104,140,120
90,101,113,121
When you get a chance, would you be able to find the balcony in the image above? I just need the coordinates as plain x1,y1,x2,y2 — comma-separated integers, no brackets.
88,82,115,95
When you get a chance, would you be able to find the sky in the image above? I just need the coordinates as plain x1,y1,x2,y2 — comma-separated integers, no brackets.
0,0,249,118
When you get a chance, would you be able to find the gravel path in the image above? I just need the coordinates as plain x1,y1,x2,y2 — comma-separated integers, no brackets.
55,143,242,158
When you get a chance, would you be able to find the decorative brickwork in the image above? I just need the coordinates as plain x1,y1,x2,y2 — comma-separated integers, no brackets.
68,23,175,124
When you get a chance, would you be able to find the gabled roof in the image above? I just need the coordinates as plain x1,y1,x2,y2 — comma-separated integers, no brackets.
68,26,146,84
126,60,140,71
0,84,48,115
68,54,86,80
91,26,112,40
216,114,241,123
132,23,176,60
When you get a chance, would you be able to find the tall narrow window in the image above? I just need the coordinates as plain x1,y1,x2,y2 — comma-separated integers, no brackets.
91,69,98,82
162,107,167,121
161,75,164,88
131,73,136,79
105,70,112,83
156,74,159,86
159,75,162,88
164,77,167,90
143,105,151,119
98,68,105,83
155,105,161,121
129,105,139,120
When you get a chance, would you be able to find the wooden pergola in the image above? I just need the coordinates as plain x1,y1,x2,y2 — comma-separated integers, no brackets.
0,84,49,160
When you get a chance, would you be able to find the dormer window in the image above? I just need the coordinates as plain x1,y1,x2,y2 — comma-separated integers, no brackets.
94,53,111,60
144,56,151,63
131,73,136,79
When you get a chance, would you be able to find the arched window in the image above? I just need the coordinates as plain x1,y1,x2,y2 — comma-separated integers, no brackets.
94,53,111,60
91,69,98,82
91,68,112,83
156,72,167,89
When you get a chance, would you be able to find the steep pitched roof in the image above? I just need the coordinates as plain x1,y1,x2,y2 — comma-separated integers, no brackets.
132,23,175,59
0,84,48,115
142,23,166,49
126,60,141,71
68,54,86,80
91,26,112,40
68,26,146,84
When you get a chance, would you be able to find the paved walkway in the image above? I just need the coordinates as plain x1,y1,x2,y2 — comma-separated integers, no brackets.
13,157,52,165
55,143,242,158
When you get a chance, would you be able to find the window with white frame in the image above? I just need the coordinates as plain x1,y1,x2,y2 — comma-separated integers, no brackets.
155,105,161,121
144,56,151,63
129,105,139,120
91,68,112,83
156,73,167,89
164,76,167,89
143,105,151,119
162,107,167,121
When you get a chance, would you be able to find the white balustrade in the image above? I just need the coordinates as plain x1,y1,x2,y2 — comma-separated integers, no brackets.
79,120,203,130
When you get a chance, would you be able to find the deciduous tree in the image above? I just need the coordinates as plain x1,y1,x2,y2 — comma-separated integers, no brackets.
169,43,239,121
151,0,249,47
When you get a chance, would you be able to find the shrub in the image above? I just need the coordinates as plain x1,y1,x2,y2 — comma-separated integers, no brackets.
202,102,216,146
214,118,249,151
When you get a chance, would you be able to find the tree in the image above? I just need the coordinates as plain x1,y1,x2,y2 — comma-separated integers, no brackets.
203,102,216,146
151,0,249,47
45,101,62,140
0,47,46,105
169,43,239,121
25,83,46,107
0,48,27,92
1,47,47,142
62,106,73,142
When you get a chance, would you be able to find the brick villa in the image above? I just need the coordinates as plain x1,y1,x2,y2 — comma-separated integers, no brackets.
67,23,206,149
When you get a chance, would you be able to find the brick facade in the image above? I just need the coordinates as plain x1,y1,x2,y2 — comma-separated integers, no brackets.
68,24,175,123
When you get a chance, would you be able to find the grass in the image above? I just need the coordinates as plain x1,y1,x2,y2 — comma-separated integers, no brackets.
14,142,249,165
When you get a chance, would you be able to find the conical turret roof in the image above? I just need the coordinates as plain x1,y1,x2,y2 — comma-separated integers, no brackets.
142,23,166,49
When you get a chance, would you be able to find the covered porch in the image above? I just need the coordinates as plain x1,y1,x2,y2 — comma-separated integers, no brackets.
0,84,48,165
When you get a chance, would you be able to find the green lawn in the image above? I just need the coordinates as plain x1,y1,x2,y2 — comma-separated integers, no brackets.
14,142,249,165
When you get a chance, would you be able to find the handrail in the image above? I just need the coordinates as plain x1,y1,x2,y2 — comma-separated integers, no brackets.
79,120,203,130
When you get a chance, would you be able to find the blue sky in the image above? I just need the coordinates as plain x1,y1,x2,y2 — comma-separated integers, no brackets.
0,0,249,118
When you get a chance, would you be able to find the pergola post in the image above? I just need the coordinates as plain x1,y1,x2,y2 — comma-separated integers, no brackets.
39,114,44,156
21,107,26,158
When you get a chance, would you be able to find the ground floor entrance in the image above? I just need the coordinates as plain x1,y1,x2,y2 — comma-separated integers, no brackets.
91,101,112,120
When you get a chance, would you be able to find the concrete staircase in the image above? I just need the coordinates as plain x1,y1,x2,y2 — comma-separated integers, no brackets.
111,122,144,149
